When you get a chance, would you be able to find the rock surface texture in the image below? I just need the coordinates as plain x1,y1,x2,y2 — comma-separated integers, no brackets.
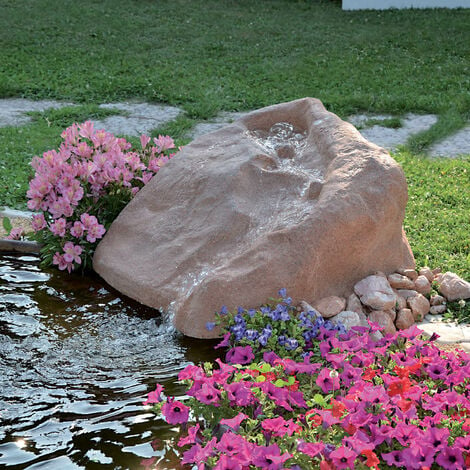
93,98,415,338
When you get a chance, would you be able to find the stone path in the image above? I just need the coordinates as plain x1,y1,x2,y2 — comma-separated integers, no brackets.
0,99,469,157
92,102,182,136
347,113,439,151
0,98,73,127
418,314,470,352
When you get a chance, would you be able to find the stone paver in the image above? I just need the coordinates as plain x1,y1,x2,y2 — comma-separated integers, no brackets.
0,99,468,157
0,98,73,127
418,315,470,351
430,124,470,158
188,111,249,140
347,113,438,151
91,102,182,136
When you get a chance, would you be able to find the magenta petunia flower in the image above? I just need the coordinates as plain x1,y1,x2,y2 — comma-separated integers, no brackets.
329,446,358,470
215,432,251,460
316,367,340,393
225,345,254,365
220,412,249,431
214,332,231,350
194,382,221,405
178,423,200,447
297,440,324,457
226,382,254,407
213,454,243,470
161,399,189,424
435,446,464,469
381,450,407,467
143,383,164,405
401,445,435,469
251,444,292,470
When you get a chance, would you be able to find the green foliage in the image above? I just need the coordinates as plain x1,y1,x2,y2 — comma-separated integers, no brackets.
2,216,12,235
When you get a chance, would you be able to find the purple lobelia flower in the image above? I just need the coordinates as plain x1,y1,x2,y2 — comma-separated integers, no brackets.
244,329,259,341
285,338,299,350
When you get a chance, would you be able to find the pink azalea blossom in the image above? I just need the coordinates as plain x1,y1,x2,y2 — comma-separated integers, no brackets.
62,242,82,264
31,213,47,231
50,218,67,237
6,227,24,240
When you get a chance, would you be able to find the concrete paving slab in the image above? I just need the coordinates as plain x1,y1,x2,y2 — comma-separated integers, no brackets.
418,320,466,342
0,98,73,127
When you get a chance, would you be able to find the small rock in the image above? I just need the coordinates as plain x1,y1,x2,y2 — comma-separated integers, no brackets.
430,295,446,306
346,293,365,315
436,272,470,301
356,311,370,327
407,294,430,321
393,290,407,310
418,267,434,283
397,289,419,300
330,311,361,330
395,308,415,330
354,275,396,310
388,273,415,290
432,267,442,276
397,267,418,281
429,305,446,315
423,313,444,323
414,275,431,295
299,301,321,317
368,310,397,335
384,309,397,322
314,296,347,318
373,271,387,278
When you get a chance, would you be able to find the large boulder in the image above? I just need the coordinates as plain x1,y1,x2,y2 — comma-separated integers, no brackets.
93,98,415,338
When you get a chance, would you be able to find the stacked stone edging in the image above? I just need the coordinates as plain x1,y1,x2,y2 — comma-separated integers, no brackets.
305,267,470,336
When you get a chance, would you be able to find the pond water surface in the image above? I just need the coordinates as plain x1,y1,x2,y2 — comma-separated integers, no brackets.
0,253,219,469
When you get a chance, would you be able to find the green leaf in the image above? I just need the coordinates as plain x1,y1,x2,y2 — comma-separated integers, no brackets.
273,378,289,387
313,393,328,407
2,217,12,235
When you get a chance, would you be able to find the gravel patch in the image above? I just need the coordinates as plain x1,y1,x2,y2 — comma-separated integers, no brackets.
0,98,73,127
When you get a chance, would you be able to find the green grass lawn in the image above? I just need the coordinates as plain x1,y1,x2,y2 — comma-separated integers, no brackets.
0,0,469,293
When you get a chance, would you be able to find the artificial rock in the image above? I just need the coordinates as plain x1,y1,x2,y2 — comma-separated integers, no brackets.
93,97,414,338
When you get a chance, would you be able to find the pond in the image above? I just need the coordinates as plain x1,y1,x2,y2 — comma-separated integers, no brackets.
0,253,219,469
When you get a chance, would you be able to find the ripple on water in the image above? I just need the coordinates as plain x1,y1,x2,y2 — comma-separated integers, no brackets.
0,253,219,469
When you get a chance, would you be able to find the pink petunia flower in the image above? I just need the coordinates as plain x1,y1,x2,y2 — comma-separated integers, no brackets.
161,399,189,424
329,446,358,470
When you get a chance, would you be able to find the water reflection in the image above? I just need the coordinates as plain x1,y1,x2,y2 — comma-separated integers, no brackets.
0,254,219,469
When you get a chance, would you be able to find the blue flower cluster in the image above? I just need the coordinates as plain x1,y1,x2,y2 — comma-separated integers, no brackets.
209,289,347,361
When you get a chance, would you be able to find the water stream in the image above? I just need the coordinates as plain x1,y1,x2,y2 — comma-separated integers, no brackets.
0,253,219,469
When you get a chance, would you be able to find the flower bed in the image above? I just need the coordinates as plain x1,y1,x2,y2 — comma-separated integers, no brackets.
25,122,177,271
146,291,470,469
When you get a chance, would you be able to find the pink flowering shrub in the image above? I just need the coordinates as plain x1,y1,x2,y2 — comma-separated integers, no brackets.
145,294,470,469
27,122,177,272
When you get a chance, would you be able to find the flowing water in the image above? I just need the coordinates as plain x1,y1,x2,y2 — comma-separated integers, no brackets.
0,253,219,469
